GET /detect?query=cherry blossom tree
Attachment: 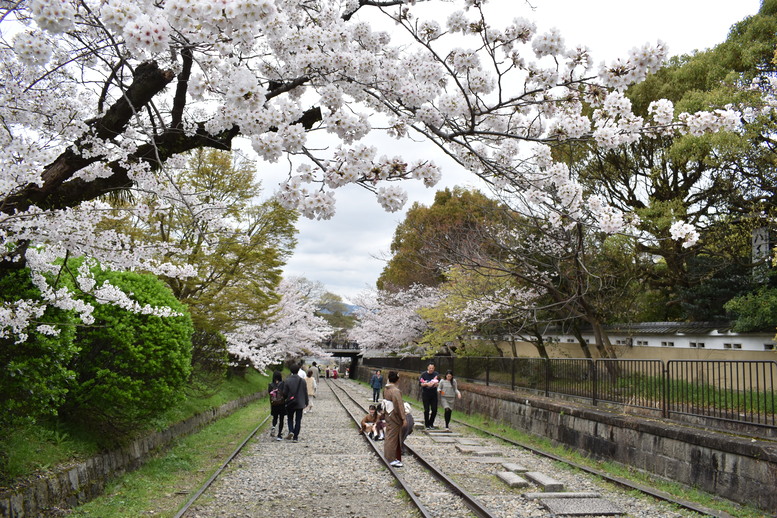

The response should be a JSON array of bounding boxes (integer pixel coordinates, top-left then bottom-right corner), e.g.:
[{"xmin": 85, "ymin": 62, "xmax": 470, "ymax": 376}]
[
  {"xmin": 350, "ymin": 285, "xmax": 440, "ymax": 356},
  {"xmin": 226, "ymin": 276, "xmax": 331, "ymax": 371},
  {"xmin": 0, "ymin": 0, "xmax": 746, "ymax": 343}
]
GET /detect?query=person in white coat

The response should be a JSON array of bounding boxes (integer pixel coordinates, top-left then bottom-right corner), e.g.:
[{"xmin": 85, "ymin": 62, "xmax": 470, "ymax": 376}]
[{"xmin": 437, "ymin": 370, "xmax": 462, "ymax": 430}]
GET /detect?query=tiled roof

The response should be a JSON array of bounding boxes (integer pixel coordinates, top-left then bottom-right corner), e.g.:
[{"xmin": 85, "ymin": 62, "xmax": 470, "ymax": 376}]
[{"xmin": 602, "ymin": 322, "xmax": 731, "ymax": 334}]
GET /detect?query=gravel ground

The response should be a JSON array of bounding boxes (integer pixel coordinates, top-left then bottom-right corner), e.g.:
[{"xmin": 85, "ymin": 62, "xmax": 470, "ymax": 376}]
[
  {"xmin": 183, "ymin": 379, "xmax": 419, "ymax": 518},
  {"xmin": 183, "ymin": 379, "xmax": 714, "ymax": 518}
]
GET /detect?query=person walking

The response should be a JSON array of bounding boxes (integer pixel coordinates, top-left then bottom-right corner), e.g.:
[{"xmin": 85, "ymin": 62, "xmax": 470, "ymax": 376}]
[
  {"xmin": 268, "ymin": 370, "xmax": 286, "ymax": 440},
  {"xmin": 438, "ymin": 370, "xmax": 462, "ymax": 430},
  {"xmin": 283, "ymin": 363, "xmax": 309, "ymax": 442},
  {"xmin": 304, "ymin": 369, "xmax": 316, "ymax": 413},
  {"xmin": 383, "ymin": 370, "xmax": 407, "ymax": 467},
  {"xmin": 369, "ymin": 369, "xmax": 384, "ymax": 402},
  {"xmin": 310, "ymin": 361, "xmax": 320, "ymax": 385},
  {"xmin": 419, "ymin": 362, "xmax": 441, "ymax": 429}
]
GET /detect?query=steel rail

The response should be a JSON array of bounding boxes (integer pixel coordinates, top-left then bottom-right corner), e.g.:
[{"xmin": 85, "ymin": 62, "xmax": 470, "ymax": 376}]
[
  {"xmin": 173, "ymin": 414, "xmax": 270, "ymax": 518},
  {"xmin": 327, "ymin": 378, "xmax": 499, "ymax": 518},
  {"xmin": 453, "ymin": 419, "xmax": 740, "ymax": 518},
  {"xmin": 324, "ymin": 379, "xmax": 437, "ymax": 518}
]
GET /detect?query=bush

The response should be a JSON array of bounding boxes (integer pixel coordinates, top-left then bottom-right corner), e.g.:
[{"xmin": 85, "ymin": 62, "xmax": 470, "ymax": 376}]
[
  {"xmin": 65, "ymin": 269, "xmax": 193, "ymax": 433},
  {"xmin": 0, "ymin": 268, "xmax": 79, "ymax": 430},
  {"xmin": 725, "ymin": 286, "xmax": 777, "ymax": 333}
]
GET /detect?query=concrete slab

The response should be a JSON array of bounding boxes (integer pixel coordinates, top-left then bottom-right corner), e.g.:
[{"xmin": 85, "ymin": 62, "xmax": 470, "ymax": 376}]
[
  {"xmin": 524, "ymin": 492, "xmax": 601, "ymax": 499},
  {"xmin": 468, "ymin": 457, "xmax": 506, "ymax": 464},
  {"xmin": 471, "ymin": 448, "xmax": 503, "ymax": 457},
  {"xmin": 541, "ymin": 497, "xmax": 625, "ymax": 515},
  {"xmin": 501, "ymin": 462, "xmax": 529, "ymax": 473},
  {"xmin": 456, "ymin": 438, "xmax": 481, "ymax": 446},
  {"xmin": 524, "ymin": 472, "xmax": 565, "ymax": 492},
  {"xmin": 428, "ymin": 436, "xmax": 458, "ymax": 443},
  {"xmin": 496, "ymin": 471, "xmax": 530, "ymax": 488},
  {"xmin": 426, "ymin": 430, "xmax": 462, "ymax": 437}
]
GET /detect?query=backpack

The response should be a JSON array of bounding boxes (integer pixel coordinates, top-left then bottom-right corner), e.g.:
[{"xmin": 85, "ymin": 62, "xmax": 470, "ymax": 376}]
[{"xmin": 269, "ymin": 383, "xmax": 285, "ymax": 406}]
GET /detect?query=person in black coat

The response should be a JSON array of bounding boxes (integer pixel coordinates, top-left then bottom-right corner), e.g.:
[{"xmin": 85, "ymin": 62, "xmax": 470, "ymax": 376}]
[
  {"xmin": 268, "ymin": 370, "xmax": 286, "ymax": 440},
  {"xmin": 283, "ymin": 363, "xmax": 310, "ymax": 442}
]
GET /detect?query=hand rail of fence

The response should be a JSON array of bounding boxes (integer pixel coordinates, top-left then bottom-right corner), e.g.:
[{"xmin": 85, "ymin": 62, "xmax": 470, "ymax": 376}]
[{"xmin": 362, "ymin": 356, "xmax": 777, "ymax": 428}]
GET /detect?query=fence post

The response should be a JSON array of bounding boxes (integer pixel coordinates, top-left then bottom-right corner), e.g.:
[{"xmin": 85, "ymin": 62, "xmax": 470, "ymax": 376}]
[
  {"xmin": 511, "ymin": 357, "xmax": 516, "ymax": 391},
  {"xmin": 592, "ymin": 359, "xmax": 598, "ymax": 406},
  {"xmin": 662, "ymin": 361, "xmax": 669, "ymax": 419},
  {"xmin": 486, "ymin": 357, "xmax": 490, "ymax": 386},
  {"xmin": 544, "ymin": 358, "xmax": 550, "ymax": 397}
]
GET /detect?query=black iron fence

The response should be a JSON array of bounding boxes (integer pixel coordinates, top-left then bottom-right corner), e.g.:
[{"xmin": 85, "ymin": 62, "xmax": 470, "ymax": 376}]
[{"xmin": 362, "ymin": 356, "xmax": 777, "ymax": 428}]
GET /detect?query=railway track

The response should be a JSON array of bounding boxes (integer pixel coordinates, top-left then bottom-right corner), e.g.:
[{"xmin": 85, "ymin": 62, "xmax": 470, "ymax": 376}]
[
  {"xmin": 174, "ymin": 378, "xmax": 737, "ymax": 518},
  {"xmin": 328, "ymin": 378, "xmax": 497, "ymax": 518}
]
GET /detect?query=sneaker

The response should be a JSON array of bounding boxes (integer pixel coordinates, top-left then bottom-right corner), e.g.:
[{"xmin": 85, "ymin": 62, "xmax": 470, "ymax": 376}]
[
  {"xmin": 286, "ymin": 432, "xmax": 294, "ymax": 440},
  {"xmin": 389, "ymin": 460, "xmax": 403, "ymax": 467},
  {"xmin": 292, "ymin": 438, "xmax": 298, "ymax": 443},
  {"xmin": 270, "ymin": 426, "xmax": 276, "ymax": 436},
  {"xmin": 276, "ymin": 436, "xmax": 283, "ymax": 441}
]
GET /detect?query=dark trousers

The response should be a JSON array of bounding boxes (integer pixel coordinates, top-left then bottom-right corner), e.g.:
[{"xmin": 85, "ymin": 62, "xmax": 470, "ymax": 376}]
[
  {"xmin": 421, "ymin": 391, "xmax": 438, "ymax": 428},
  {"xmin": 372, "ymin": 387, "xmax": 381, "ymax": 402},
  {"xmin": 444, "ymin": 408, "xmax": 452, "ymax": 427},
  {"xmin": 272, "ymin": 407, "xmax": 285, "ymax": 437},
  {"xmin": 287, "ymin": 407, "xmax": 303, "ymax": 439}
]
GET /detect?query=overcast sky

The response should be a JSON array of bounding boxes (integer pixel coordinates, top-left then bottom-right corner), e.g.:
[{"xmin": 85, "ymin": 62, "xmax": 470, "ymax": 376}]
[{"xmin": 253, "ymin": 0, "xmax": 762, "ymax": 302}]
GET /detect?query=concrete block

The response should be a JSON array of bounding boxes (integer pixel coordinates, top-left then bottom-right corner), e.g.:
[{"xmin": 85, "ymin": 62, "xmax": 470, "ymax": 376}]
[
  {"xmin": 456, "ymin": 444, "xmax": 503, "ymax": 456},
  {"xmin": 501, "ymin": 462, "xmax": 528, "ymax": 473},
  {"xmin": 496, "ymin": 471, "xmax": 530, "ymax": 488},
  {"xmin": 524, "ymin": 492, "xmax": 601, "ymax": 499},
  {"xmin": 524, "ymin": 471, "xmax": 565, "ymax": 492},
  {"xmin": 541, "ymin": 497, "xmax": 624, "ymax": 515},
  {"xmin": 429, "ymin": 436, "xmax": 457, "ymax": 443}
]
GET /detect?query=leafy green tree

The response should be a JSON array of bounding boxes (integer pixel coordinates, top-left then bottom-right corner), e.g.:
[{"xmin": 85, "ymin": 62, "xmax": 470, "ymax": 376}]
[
  {"xmin": 65, "ymin": 268, "xmax": 193, "ymax": 433},
  {"xmin": 570, "ymin": 2, "xmax": 777, "ymax": 319},
  {"xmin": 106, "ymin": 149, "xmax": 297, "ymax": 380},
  {"xmin": 316, "ymin": 292, "xmax": 356, "ymax": 346},
  {"xmin": 378, "ymin": 188, "xmax": 502, "ymax": 291}
]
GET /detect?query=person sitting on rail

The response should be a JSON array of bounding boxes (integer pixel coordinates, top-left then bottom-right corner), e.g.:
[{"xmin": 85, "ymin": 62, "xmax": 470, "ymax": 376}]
[
  {"xmin": 360, "ymin": 404, "xmax": 379, "ymax": 438},
  {"xmin": 401, "ymin": 402, "xmax": 414, "ymax": 455},
  {"xmin": 373, "ymin": 403, "xmax": 387, "ymax": 440}
]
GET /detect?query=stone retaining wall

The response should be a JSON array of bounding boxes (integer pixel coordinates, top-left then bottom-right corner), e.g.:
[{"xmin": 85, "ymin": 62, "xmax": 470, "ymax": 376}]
[
  {"xmin": 0, "ymin": 392, "xmax": 262, "ymax": 518},
  {"xmin": 358, "ymin": 366, "xmax": 777, "ymax": 514}
]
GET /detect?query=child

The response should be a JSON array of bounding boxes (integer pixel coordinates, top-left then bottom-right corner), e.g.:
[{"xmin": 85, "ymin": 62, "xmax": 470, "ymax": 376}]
[
  {"xmin": 373, "ymin": 402, "xmax": 387, "ymax": 440},
  {"xmin": 361, "ymin": 404, "xmax": 379, "ymax": 438}
]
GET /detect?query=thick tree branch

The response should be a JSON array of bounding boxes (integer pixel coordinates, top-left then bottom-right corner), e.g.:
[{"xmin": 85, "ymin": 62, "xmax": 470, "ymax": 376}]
[{"xmin": 2, "ymin": 61, "xmax": 175, "ymax": 214}]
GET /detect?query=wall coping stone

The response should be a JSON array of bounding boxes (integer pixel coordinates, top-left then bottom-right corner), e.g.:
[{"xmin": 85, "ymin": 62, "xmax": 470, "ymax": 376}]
[{"xmin": 460, "ymin": 381, "xmax": 777, "ymax": 463}]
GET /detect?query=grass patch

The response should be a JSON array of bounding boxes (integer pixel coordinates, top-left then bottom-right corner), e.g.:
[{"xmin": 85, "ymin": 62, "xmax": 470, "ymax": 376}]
[
  {"xmin": 68, "ymin": 396, "xmax": 268, "ymax": 517},
  {"xmin": 1, "ymin": 370, "xmax": 269, "ymax": 488}
]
